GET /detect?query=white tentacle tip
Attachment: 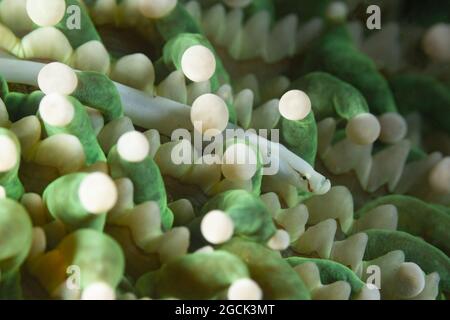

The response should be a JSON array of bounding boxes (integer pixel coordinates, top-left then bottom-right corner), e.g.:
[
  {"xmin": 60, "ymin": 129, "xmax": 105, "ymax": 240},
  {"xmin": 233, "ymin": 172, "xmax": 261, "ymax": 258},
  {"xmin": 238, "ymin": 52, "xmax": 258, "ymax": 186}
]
[
  {"xmin": 26, "ymin": 0, "xmax": 66, "ymax": 27},
  {"xmin": 79, "ymin": 172, "xmax": 118, "ymax": 214},
  {"xmin": 39, "ymin": 93, "xmax": 75, "ymax": 127},
  {"xmin": 221, "ymin": 143, "xmax": 258, "ymax": 181},
  {"xmin": 38, "ymin": 62, "xmax": 78, "ymax": 95},
  {"xmin": 138, "ymin": 0, "xmax": 177, "ymax": 19},
  {"xmin": 0, "ymin": 135, "xmax": 19, "ymax": 172},
  {"xmin": 355, "ymin": 284, "xmax": 381, "ymax": 300},
  {"xmin": 267, "ymin": 229, "xmax": 290, "ymax": 251},
  {"xmin": 117, "ymin": 131, "xmax": 150, "ymax": 163},
  {"xmin": 81, "ymin": 282, "xmax": 116, "ymax": 300},
  {"xmin": 378, "ymin": 112, "xmax": 407, "ymax": 144},
  {"xmin": 396, "ymin": 262, "xmax": 426, "ymax": 299},
  {"xmin": 191, "ymin": 93, "xmax": 229, "ymax": 136},
  {"xmin": 228, "ymin": 278, "xmax": 263, "ymax": 300},
  {"xmin": 181, "ymin": 45, "xmax": 216, "ymax": 82},
  {"xmin": 346, "ymin": 113, "xmax": 381, "ymax": 145},
  {"xmin": 326, "ymin": 1, "xmax": 348, "ymax": 22},
  {"xmin": 279, "ymin": 90, "xmax": 311, "ymax": 121},
  {"xmin": 422, "ymin": 23, "xmax": 450, "ymax": 63},
  {"xmin": 195, "ymin": 246, "xmax": 215, "ymax": 254},
  {"xmin": 200, "ymin": 210, "xmax": 234, "ymax": 244},
  {"xmin": 429, "ymin": 157, "xmax": 450, "ymax": 194},
  {"xmin": 223, "ymin": 0, "xmax": 252, "ymax": 8}
]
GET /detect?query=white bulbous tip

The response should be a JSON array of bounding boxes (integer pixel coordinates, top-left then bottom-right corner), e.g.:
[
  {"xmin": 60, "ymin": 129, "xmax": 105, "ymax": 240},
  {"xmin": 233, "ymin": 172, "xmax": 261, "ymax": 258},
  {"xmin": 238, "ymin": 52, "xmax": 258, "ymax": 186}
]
[
  {"xmin": 138, "ymin": 0, "xmax": 177, "ymax": 19},
  {"xmin": 422, "ymin": 23, "xmax": 450, "ymax": 63},
  {"xmin": 191, "ymin": 93, "xmax": 229, "ymax": 137},
  {"xmin": 79, "ymin": 40, "xmax": 105, "ymax": 51},
  {"xmin": 378, "ymin": 112, "xmax": 407, "ymax": 144},
  {"xmin": 181, "ymin": 45, "xmax": 216, "ymax": 82},
  {"xmin": 221, "ymin": 143, "xmax": 258, "ymax": 181},
  {"xmin": 195, "ymin": 245, "xmax": 215, "ymax": 254},
  {"xmin": 0, "ymin": 186, "xmax": 6, "ymax": 199},
  {"xmin": 0, "ymin": 135, "xmax": 18, "ymax": 172},
  {"xmin": 79, "ymin": 172, "xmax": 118, "ymax": 214},
  {"xmin": 279, "ymin": 90, "xmax": 311, "ymax": 121},
  {"xmin": 223, "ymin": 0, "xmax": 252, "ymax": 8},
  {"xmin": 267, "ymin": 229, "xmax": 290, "ymax": 251},
  {"xmin": 39, "ymin": 93, "xmax": 75, "ymax": 127},
  {"xmin": 346, "ymin": 113, "xmax": 381, "ymax": 145},
  {"xmin": 396, "ymin": 262, "xmax": 426, "ymax": 298},
  {"xmin": 228, "ymin": 278, "xmax": 263, "ymax": 300},
  {"xmin": 38, "ymin": 62, "xmax": 78, "ymax": 95},
  {"xmin": 326, "ymin": 1, "xmax": 348, "ymax": 21},
  {"xmin": 117, "ymin": 131, "xmax": 150, "ymax": 162},
  {"xmin": 74, "ymin": 40, "xmax": 110, "ymax": 72},
  {"xmin": 429, "ymin": 157, "xmax": 450, "ymax": 194},
  {"xmin": 81, "ymin": 282, "xmax": 116, "ymax": 300},
  {"xmin": 26, "ymin": 0, "xmax": 66, "ymax": 27},
  {"xmin": 357, "ymin": 284, "xmax": 381, "ymax": 300},
  {"xmin": 114, "ymin": 53, "xmax": 155, "ymax": 82},
  {"xmin": 119, "ymin": 53, "xmax": 153, "ymax": 68},
  {"xmin": 200, "ymin": 210, "xmax": 234, "ymax": 245}
]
